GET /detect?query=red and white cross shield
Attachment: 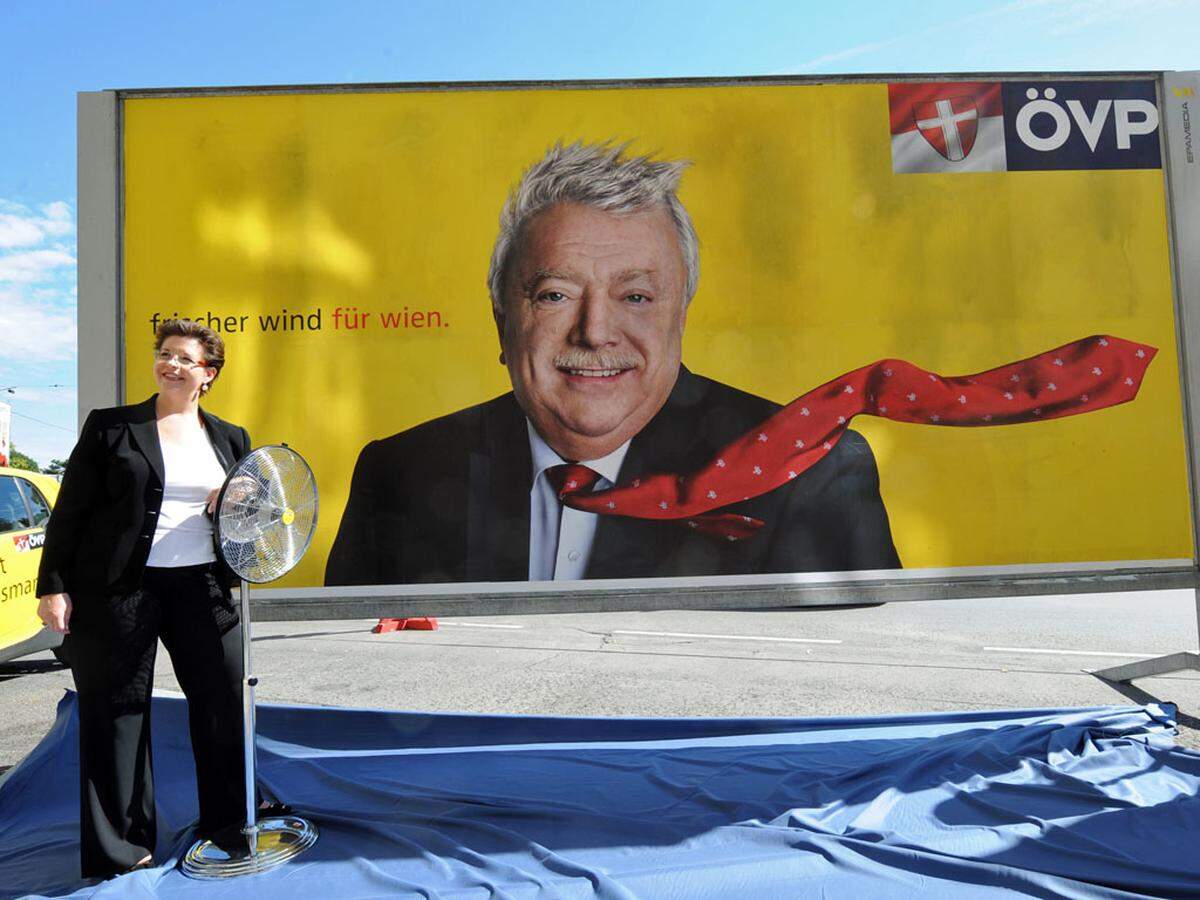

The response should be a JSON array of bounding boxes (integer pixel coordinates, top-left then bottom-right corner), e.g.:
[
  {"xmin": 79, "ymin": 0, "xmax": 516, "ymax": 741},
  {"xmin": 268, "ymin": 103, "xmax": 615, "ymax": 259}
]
[{"xmin": 913, "ymin": 96, "xmax": 979, "ymax": 161}]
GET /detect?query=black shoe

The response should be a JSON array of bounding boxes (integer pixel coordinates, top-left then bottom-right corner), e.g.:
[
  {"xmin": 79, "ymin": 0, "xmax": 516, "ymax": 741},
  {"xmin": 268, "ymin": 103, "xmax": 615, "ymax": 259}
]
[
  {"xmin": 81, "ymin": 854, "xmax": 154, "ymax": 884},
  {"xmin": 204, "ymin": 825, "xmax": 252, "ymax": 858},
  {"xmin": 124, "ymin": 855, "xmax": 154, "ymax": 874}
]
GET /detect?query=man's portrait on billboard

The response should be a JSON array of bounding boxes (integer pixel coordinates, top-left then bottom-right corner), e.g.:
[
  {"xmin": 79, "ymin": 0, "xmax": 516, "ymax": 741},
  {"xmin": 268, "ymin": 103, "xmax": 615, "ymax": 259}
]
[{"xmin": 325, "ymin": 142, "xmax": 902, "ymax": 586}]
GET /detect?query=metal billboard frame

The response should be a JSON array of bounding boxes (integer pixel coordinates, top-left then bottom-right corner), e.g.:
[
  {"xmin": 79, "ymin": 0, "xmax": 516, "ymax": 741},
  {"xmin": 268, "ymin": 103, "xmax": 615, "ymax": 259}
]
[
  {"xmin": 1093, "ymin": 71, "xmax": 1200, "ymax": 682},
  {"xmin": 76, "ymin": 74, "xmax": 1200, "ymax": 657}
]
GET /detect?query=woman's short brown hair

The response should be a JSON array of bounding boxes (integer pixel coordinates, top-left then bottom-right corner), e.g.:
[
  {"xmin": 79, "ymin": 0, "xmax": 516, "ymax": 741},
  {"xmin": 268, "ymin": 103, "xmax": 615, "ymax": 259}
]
[{"xmin": 154, "ymin": 319, "xmax": 226, "ymax": 394}]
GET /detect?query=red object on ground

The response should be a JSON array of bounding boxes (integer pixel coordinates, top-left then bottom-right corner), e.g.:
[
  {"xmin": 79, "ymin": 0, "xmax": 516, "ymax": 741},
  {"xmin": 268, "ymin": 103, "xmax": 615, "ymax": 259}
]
[{"xmin": 373, "ymin": 617, "xmax": 439, "ymax": 633}]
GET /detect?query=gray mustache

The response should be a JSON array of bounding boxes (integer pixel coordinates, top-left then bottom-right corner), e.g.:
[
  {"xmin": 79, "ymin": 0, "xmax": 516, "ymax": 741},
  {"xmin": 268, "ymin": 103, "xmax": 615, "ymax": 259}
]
[{"xmin": 554, "ymin": 351, "xmax": 640, "ymax": 370}]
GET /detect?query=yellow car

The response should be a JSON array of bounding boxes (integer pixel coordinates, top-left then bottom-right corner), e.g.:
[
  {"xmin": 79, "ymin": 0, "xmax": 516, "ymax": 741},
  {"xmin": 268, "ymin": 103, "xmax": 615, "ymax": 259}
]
[{"xmin": 0, "ymin": 466, "xmax": 62, "ymax": 663}]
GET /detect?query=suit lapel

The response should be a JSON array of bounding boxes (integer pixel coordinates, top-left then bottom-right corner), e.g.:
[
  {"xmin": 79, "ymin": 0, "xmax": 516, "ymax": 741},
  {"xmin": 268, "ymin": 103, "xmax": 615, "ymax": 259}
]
[
  {"xmin": 471, "ymin": 394, "xmax": 532, "ymax": 582},
  {"xmin": 126, "ymin": 396, "xmax": 165, "ymax": 487},
  {"xmin": 586, "ymin": 368, "xmax": 707, "ymax": 579}
]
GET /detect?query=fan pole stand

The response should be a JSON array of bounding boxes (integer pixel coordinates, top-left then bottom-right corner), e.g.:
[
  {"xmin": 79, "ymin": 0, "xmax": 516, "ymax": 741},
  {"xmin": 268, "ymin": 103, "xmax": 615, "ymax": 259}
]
[{"xmin": 181, "ymin": 580, "xmax": 318, "ymax": 879}]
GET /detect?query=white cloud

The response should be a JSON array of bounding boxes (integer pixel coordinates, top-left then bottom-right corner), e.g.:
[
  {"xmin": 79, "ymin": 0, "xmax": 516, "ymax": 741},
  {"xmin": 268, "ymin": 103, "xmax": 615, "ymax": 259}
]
[
  {"xmin": 0, "ymin": 199, "xmax": 75, "ymax": 248},
  {"xmin": 0, "ymin": 215, "xmax": 46, "ymax": 248},
  {"xmin": 0, "ymin": 288, "xmax": 77, "ymax": 364},
  {"xmin": 41, "ymin": 201, "xmax": 71, "ymax": 221},
  {"xmin": 38, "ymin": 202, "xmax": 75, "ymax": 238},
  {"xmin": 0, "ymin": 248, "xmax": 76, "ymax": 282},
  {"xmin": 0, "ymin": 203, "xmax": 77, "ymax": 371}
]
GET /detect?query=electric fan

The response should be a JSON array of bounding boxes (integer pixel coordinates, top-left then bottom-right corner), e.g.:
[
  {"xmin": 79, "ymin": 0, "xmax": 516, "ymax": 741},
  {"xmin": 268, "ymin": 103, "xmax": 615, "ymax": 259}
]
[{"xmin": 181, "ymin": 444, "xmax": 319, "ymax": 879}]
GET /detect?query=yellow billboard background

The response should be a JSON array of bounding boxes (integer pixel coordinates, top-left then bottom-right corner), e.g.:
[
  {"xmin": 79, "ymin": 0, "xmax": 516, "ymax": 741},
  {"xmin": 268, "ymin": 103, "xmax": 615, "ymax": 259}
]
[{"xmin": 121, "ymin": 83, "xmax": 1192, "ymax": 589}]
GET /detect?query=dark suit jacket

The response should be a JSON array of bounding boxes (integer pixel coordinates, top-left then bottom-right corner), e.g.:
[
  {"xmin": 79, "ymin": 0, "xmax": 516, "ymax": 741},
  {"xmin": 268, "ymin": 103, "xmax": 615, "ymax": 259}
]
[
  {"xmin": 325, "ymin": 368, "xmax": 900, "ymax": 586},
  {"xmin": 37, "ymin": 396, "xmax": 251, "ymax": 597}
]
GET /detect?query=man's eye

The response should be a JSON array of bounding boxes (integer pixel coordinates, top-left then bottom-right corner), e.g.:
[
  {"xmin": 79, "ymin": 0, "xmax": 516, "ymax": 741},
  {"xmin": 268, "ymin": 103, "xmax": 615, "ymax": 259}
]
[
  {"xmin": 625, "ymin": 293, "xmax": 651, "ymax": 304},
  {"xmin": 537, "ymin": 291, "xmax": 568, "ymax": 303}
]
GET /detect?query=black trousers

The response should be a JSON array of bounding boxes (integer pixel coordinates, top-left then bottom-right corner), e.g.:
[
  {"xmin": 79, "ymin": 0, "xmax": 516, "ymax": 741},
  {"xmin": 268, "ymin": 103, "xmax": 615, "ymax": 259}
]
[{"xmin": 65, "ymin": 564, "xmax": 246, "ymax": 877}]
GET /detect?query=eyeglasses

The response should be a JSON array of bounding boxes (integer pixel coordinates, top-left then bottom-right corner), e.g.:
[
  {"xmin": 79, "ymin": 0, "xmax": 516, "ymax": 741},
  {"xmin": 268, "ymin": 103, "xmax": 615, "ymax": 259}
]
[{"xmin": 154, "ymin": 350, "xmax": 207, "ymax": 370}]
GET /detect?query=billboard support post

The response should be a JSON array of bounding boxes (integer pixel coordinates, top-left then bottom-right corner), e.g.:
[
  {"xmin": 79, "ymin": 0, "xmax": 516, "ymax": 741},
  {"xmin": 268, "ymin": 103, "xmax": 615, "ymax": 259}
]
[
  {"xmin": 1095, "ymin": 71, "xmax": 1200, "ymax": 685},
  {"xmin": 77, "ymin": 91, "xmax": 122, "ymax": 419},
  {"xmin": 1092, "ymin": 651, "xmax": 1200, "ymax": 684}
]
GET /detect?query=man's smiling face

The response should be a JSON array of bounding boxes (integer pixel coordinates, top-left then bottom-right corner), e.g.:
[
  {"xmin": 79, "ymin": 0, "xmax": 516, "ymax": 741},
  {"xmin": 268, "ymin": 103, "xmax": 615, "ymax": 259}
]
[{"xmin": 496, "ymin": 202, "xmax": 689, "ymax": 462}]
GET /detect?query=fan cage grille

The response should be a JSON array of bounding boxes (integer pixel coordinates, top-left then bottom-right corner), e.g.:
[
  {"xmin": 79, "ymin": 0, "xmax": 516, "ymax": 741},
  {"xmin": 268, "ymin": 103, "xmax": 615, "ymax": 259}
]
[{"xmin": 215, "ymin": 445, "xmax": 319, "ymax": 584}]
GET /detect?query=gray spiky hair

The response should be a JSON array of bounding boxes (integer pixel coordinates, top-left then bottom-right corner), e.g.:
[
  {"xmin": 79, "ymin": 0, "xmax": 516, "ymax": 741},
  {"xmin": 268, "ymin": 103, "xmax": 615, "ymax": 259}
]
[{"xmin": 487, "ymin": 141, "xmax": 699, "ymax": 312}]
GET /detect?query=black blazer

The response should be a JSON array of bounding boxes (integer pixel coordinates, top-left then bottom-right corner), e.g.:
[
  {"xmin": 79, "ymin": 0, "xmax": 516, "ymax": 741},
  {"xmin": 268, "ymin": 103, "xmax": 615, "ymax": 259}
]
[
  {"xmin": 325, "ymin": 368, "xmax": 900, "ymax": 586},
  {"xmin": 37, "ymin": 396, "xmax": 251, "ymax": 597}
]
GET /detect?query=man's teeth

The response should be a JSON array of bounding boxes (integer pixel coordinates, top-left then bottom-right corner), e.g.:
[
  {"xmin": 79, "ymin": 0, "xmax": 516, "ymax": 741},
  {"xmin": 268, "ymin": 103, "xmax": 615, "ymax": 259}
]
[{"xmin": 567, "ymin": 368, "xmax": 622, "ymax": 377}]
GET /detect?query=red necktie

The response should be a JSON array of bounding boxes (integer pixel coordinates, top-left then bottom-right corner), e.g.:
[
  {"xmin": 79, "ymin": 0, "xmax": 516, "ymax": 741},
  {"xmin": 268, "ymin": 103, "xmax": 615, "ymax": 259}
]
[
  {"xmin": 559, "ymin": 335, "xmax": 1156, "ymax": 539},
  {"xmin": 546, "ymin": 464, "xmax": 603, "ymax": 499}
]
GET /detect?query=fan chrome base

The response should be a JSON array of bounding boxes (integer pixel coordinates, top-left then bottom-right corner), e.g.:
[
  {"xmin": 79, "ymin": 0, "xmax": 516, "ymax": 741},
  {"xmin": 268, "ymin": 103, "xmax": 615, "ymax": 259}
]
[{"xmin": 181, "ymin": 816, "xmax": 318, "ymax": 879}]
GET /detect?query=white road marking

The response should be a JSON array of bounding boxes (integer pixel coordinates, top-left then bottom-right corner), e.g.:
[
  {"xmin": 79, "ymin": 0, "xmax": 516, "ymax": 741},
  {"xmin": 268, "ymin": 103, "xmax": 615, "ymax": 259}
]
[
  {"xmin": 438, "ymin": 621, "xmax": 525, "ymax": 629},
  {"xmin": 983, "ymin": 646, "xmax": 1163, "ymax": 658},
  {"xmin": 614, "ymin": 630, "xmax": 841, "ymax": 645}
]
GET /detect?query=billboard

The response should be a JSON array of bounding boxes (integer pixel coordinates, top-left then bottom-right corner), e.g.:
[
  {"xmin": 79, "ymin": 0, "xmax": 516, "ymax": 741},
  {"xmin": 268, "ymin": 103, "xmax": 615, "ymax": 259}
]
[{"xmin": 105, "ymin": 76, "xmax": 1193, "ymax": 604}]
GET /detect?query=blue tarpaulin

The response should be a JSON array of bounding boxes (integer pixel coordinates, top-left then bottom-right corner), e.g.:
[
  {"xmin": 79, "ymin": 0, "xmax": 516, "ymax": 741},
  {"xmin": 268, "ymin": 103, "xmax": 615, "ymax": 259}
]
[{"xmin": 1, "ymin": 693, "xmax": 1198, "ymax": 898}]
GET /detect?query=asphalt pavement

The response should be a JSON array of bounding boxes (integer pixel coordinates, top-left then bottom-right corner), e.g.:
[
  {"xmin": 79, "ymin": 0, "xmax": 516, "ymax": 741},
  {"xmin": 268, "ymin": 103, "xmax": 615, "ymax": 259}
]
[{"xmin": 3, "ymin": 589, "xmax": 1199, "ymax": 774}]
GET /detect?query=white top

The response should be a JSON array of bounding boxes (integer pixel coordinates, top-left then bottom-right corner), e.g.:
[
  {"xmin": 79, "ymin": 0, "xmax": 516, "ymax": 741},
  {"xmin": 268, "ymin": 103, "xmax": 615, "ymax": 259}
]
[
  {"xmin": 146, "ymin": 430, "xmax": 227, "ymax": 567},
  {"xmin": 527, "ymin": 422, "xmax": 630, "ymax": 581}
]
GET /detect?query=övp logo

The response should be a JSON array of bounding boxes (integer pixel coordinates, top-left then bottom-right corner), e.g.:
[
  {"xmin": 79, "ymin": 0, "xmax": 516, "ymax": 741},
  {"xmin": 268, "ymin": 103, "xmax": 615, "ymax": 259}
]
[
  {"xmin": 10, "ymin": 531, "xmax": 44, "ymax": 552},
  {"xmin": 1001, "ymin": 81, "xmax": 1161, "ymax": 170}
]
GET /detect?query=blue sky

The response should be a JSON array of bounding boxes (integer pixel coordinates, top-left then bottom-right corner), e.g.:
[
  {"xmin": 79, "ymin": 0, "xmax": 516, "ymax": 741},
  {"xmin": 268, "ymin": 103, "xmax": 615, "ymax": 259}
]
[{"xmin": 1, "ymin": 0, "xmax": 1195, "ymax": 465}]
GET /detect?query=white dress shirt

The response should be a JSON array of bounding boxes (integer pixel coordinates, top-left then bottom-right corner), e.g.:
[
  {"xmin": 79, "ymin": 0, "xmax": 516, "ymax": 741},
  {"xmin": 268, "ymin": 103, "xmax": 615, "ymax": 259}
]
[
  {"xmin": 527, "ymin": 422, "xmax": 630, "ymax": 581},
  {"xmin": 147, "ymin": 432, "xmax": 227, "ymax": 567}
]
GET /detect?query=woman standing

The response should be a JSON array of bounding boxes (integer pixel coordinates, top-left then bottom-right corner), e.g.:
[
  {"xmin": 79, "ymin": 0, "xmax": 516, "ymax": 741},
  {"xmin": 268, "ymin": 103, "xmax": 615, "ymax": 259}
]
[{"xmin": 36, "ymin": 319, "xmax": 266, "ymax": 878}]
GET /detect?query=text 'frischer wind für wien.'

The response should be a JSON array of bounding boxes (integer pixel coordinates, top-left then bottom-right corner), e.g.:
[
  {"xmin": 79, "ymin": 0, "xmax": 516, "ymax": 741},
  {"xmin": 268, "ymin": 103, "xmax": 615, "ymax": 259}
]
[{"xmin": 146, "ymin": 307, "xmax": 448, "ymax": 334}]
